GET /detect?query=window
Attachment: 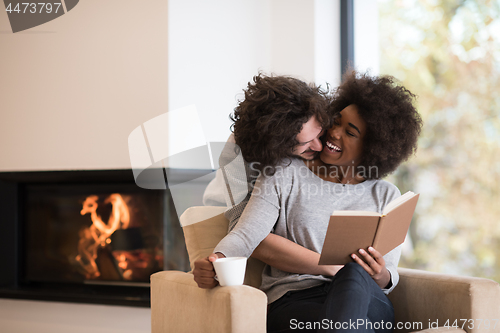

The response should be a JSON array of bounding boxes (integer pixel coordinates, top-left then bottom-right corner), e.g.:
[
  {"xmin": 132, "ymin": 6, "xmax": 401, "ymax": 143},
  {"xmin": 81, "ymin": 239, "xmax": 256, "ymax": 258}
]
[{"xmin": 355, "ymin": 0, "xmax": 500, "ymax": 281}]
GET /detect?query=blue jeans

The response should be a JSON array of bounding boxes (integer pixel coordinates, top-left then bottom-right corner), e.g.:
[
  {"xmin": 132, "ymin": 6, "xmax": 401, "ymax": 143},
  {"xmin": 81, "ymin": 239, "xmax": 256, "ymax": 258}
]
[{"xmin": 267, "ymin": 263, "xmax": 395, "ymax": 333}]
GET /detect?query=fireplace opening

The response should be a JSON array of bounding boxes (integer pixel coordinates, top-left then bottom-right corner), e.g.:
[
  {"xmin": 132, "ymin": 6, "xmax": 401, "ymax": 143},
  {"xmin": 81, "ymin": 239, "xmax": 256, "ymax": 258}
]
[
  {"xmin": 0, "ymin": 169, "xmax": 207, "ymax": 307},
  {"xmin": 24, "ymin": 184, "xmax": 167, "ymax": 286}
]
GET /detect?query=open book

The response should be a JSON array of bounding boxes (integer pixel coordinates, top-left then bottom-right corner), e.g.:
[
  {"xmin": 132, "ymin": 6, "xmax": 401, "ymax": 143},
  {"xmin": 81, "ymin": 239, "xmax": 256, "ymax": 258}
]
[{"xmin": 318, "ymin": 191, "xmax": 419, "ymax": 265}]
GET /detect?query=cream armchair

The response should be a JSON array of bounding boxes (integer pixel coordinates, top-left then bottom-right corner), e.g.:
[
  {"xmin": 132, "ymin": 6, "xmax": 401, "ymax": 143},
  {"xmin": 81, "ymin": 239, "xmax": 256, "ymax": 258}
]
[{"xmin": 151, "ymin": 206, "xmax": 500, "ymax": 333}]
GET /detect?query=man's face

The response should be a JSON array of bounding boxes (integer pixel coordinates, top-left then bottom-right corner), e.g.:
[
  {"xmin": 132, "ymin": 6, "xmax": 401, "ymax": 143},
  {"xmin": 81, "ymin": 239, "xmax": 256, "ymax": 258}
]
[{"xmin": 291, "ymin": 116, "xmax": 324, "ymax": 160}]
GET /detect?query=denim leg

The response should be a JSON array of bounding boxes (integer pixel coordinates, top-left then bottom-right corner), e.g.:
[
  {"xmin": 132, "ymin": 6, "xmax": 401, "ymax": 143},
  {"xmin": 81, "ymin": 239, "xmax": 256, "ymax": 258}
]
[
  {"xmin": 267, "ymin": 284, "xmax": 327, "ymax": 333},
  {"xmin": 318, "ymin": 262, "xmax": 395, "ymax": 333}
]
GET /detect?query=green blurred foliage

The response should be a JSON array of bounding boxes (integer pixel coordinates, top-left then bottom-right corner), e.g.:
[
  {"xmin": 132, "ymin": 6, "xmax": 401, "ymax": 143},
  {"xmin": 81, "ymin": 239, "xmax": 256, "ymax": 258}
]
[{"xmin": 378, "ymin": 0, "xmax": 500, "ymax": 281}]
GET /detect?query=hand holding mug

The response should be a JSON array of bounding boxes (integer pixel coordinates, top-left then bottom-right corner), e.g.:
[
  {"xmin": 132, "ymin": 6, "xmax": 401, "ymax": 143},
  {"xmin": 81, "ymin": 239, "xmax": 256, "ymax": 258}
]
[{"xmin": 193, "ymin": 253, "xmax": 223, "ymax": 289}]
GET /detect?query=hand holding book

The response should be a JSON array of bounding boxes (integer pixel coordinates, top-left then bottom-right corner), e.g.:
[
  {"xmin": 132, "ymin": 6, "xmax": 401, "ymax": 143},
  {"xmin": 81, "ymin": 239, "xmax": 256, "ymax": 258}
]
[
  {"xmin": 351, "ymin": 246, "xmax": 391, "ymax": 289},
  {"xmin": 319, "ymin": 191, "xmax": 419, "ymax": 265}
]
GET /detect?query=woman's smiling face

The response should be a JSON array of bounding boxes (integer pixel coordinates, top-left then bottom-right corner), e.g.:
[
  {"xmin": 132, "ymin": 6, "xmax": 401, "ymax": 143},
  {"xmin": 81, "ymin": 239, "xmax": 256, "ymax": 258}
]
[{"xmin": 320, "ymin": 104, "xmax": 366, "ymax": 168}]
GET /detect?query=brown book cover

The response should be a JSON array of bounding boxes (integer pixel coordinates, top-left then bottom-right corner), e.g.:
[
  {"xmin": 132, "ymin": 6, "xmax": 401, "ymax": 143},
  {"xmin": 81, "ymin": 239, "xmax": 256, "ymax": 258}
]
[{"xmin": 318, "ymin": 192, "xmax": 419, "ymax": 265}]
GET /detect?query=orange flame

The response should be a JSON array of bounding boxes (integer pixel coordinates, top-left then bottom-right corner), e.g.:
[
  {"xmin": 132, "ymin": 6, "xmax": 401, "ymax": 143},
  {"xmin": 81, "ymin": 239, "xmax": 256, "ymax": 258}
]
[{"xmin": 75, "ymin": 193, "xmax": 130, "ymax": 279}]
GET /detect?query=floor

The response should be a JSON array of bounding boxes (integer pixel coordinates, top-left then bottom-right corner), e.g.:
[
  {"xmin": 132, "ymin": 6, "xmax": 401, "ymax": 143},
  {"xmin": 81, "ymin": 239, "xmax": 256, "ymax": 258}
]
[{"xmin": 0, "ymin": 298, "xmax": 151, "ymax": 333}]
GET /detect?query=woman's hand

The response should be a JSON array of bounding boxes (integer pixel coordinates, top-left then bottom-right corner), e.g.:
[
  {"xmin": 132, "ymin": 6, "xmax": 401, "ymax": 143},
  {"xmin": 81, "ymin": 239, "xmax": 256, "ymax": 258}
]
[
  {"xmin": 351, "ymin": 247, "xmax": 391, "ymax": 289},
  {"xmin": 193, "ymin": 253, "xmax": 225, "ymax": 289}
]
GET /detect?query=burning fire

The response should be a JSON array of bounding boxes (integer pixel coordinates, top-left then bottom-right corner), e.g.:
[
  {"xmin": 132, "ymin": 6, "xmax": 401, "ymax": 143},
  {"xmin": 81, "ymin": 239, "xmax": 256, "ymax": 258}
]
[{"xmin": 76, "ymin": 194, "xmax": 132, "ymax": 279}]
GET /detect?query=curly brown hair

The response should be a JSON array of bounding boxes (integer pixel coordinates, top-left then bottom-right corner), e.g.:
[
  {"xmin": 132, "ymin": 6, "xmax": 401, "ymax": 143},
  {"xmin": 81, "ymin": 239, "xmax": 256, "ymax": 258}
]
[
  {"xmin": 329, "ymin": 71, "xmax": 422, "ymax": 179},
  {"xmin": 230, "ymin": 73, "xmax": 330, "ymax": 172}
]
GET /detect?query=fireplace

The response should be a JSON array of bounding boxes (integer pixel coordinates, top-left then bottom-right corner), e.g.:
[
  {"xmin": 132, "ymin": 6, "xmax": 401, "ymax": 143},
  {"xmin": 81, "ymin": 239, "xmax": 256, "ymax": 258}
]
[{"xmin": 0, "ymin": 169, "xmax": 210, "ymax": 307}]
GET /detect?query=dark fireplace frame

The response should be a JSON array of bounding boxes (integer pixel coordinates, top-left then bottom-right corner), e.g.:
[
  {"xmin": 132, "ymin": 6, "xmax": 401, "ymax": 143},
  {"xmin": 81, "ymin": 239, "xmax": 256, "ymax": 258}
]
[{"xmin": 0, "ymin": 168, "xmax": 211, "ymax": 307}]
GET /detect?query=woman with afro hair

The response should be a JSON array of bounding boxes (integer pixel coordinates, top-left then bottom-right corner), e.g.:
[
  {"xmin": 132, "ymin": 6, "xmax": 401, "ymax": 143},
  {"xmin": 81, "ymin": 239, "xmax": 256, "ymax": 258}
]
[{"xmin": 195, "ymin": 71, "xmax": 422, "ymax": 333}]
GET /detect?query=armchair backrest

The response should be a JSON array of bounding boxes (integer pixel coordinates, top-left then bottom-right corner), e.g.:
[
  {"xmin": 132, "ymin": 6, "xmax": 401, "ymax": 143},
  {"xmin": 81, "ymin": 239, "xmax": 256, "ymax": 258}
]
[{"xmin": 180, "ymin": 206, "xmax": 265, "ymax": 288}]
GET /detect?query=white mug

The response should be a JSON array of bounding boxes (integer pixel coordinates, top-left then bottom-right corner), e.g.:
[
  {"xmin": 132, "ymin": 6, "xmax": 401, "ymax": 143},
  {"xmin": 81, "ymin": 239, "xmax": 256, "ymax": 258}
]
[{"xmin": 213, "ymin": 257, "xmax": 247, "ymax": 287}]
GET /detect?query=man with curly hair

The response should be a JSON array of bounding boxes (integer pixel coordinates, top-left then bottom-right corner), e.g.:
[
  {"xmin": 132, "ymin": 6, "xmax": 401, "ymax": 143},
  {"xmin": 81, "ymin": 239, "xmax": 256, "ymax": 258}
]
[
  {"xmin": 198, "ymin": 73, "xmax": 333, "ymax": 289},
  {"xmin": 203, "ymin": 73, "xmax": 331, "ymax": 230}
]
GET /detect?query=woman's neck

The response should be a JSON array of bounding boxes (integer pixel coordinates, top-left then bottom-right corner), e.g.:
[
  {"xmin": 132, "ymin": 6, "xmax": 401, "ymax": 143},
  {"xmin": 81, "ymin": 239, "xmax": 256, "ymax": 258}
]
[{"xmin": 305, "ymin": 158, "xmax": 364, "ymax": 185}]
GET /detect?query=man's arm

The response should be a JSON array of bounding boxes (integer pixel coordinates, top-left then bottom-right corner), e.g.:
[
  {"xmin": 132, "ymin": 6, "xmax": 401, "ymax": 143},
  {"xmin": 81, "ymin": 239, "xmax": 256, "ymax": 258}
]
[
  {"xmin": 193, "ymin": 235, "xmax": 341, "ymax": 289},
  {"xmin": 252, "ymin": 233, "xmax": 342, "ymax": 277}
]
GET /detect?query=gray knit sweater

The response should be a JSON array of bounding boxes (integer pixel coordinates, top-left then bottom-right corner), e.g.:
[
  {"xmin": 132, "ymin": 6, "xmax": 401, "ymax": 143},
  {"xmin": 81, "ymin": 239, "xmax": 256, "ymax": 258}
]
[
  {"xmin": 202, "ymin": 134, "xmax": 258, "ymax": 231},
  {"xmin": 214, "ymin": 158, "xmax": 402, "ymax": 304}
]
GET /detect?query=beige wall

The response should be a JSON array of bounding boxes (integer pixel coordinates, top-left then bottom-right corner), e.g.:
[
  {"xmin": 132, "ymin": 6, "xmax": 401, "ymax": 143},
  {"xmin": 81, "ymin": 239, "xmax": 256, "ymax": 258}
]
[
  {"xmin": 169, "ymin": 0, "xmax": 341, "ymax": 146},
  {"xmin": 0, "ymin": 0, "xmax": 168, "ymax": 171},
  {"xmin": 0, "ymin": 0, "xmax": 340, "ymax": 172}
]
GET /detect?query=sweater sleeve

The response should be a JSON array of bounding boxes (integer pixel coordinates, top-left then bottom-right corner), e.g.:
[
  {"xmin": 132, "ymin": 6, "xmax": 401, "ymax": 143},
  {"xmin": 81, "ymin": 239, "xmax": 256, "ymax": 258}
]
[
  {"xmin": 202, "ymin": 134, "xmax": 247, "ymax": 208},
  {"xmin": 215, "ymin": 134, "xmax": 260, "ymax": 232},
  {"xmin": 381, "ymin": 244, "xmax": 402, "ymax": 294},
  {"xmin": 202, "ymin": 169, "xmax": 227, "ymax": 206},
  {"xmin": 379, "ymin": 183, "xmax": 403, "ymax": 294},
  {"xmin": 214, "ymin": 174, "xmax": 280, "ymax": 258}
]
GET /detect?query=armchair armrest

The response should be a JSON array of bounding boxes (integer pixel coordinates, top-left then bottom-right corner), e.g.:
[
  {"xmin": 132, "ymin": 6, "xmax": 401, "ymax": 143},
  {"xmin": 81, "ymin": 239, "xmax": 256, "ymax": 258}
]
[
  {"xmin": 151, "ymin": 271, "xmax": 267, "ymax": 333},
  {"xmin": 389, "ymin": 268, "xmax": 500, "ymax": 333}
]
